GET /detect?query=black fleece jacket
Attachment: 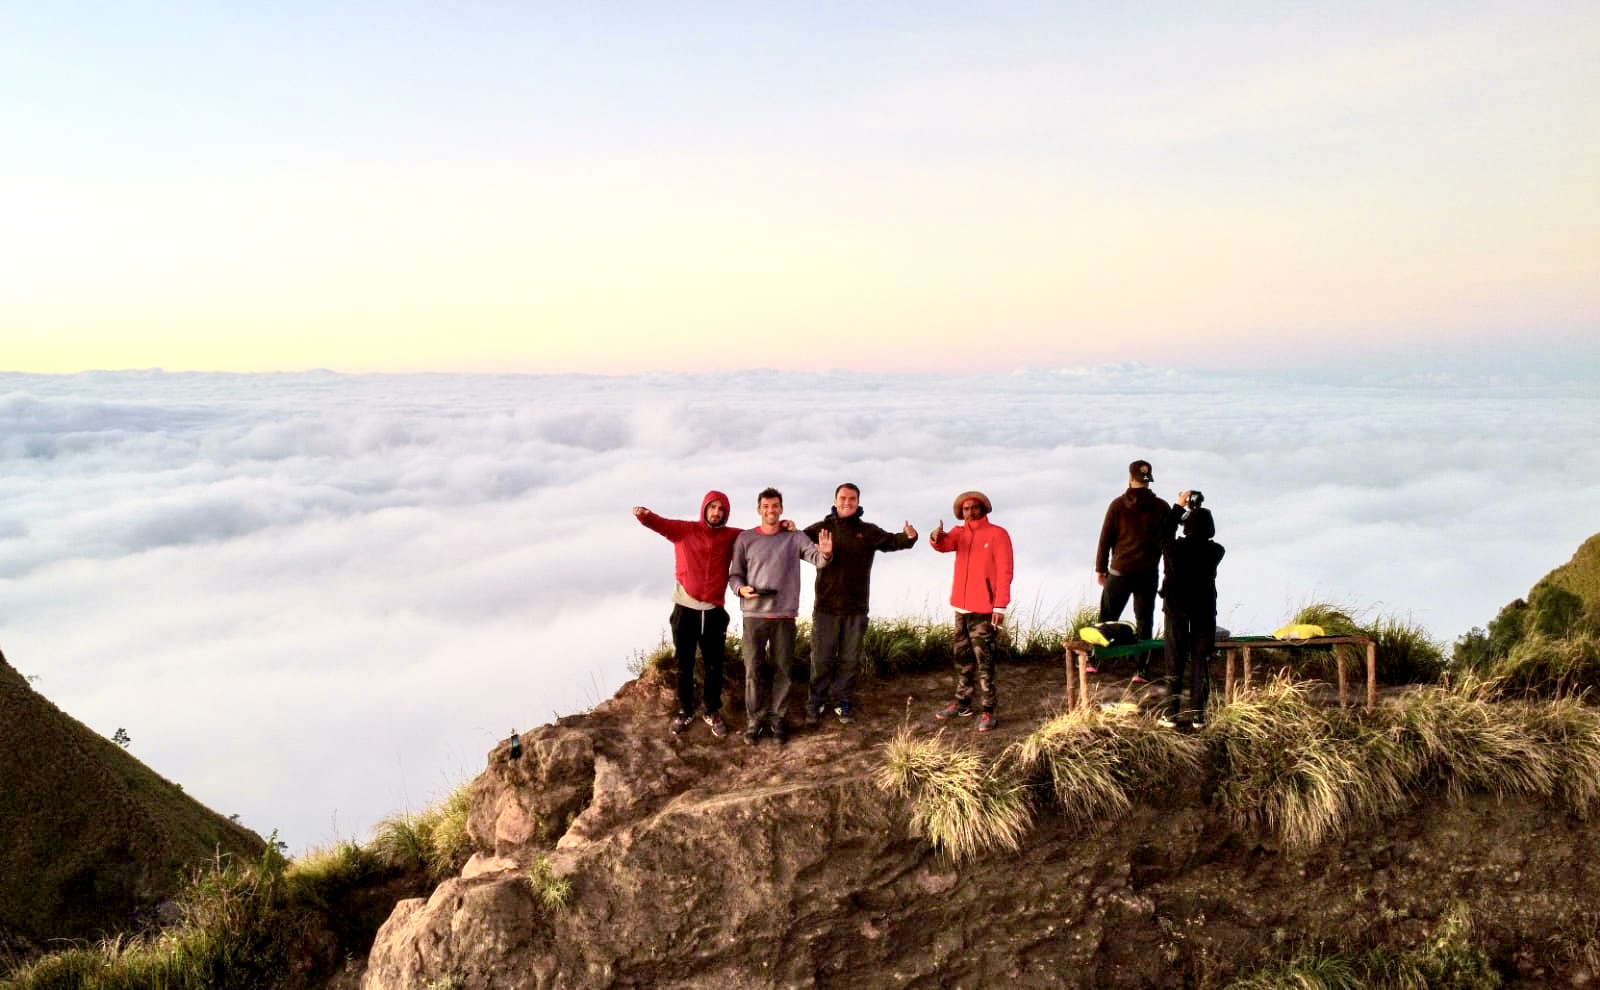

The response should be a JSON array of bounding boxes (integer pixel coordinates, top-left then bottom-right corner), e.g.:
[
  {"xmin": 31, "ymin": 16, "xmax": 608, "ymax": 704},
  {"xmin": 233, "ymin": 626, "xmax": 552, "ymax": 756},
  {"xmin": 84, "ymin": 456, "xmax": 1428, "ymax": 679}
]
[
  {"xmin": 803, "ymin": 508, "xmax": 916, "ymax": 615},
  {"xmin": 1158, "ymin": 505, "xmax": 1226, "ymax": 616}
]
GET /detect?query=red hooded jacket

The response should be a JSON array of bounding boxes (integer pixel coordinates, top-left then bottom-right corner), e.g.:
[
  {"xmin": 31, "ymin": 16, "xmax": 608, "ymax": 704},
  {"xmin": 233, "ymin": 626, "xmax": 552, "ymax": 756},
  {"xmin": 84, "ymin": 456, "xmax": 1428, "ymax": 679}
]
[
  {"xmin": 637, "ymin": 490, "xmax": 742, "ymax": 607},
  {"xmin": 930, "ymin": 515, "xmax": 1014, "ymax": 613}
]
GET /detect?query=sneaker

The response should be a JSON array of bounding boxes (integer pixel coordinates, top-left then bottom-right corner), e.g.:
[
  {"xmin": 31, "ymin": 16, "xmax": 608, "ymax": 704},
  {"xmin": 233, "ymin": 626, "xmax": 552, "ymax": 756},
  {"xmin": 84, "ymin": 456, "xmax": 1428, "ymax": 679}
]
[
  {"xmin": 804, "ymin": 703, "xmax": 824, "ymax": 727},
  {"xmin": 834, "ymin": 704, "xmax": 854, "ymax": 725},
  {"xmin": 935, "ymin": 702, "xmax": 975, "ymax": 721},
  {"xmin": 1156, "ymin": 715, "xmax": 1178, "ymax": 729},
  {"xmin": 1083, "ymin": 662, "xmax": 1099, "ymax": 674},
  {"xmin": 977, "ymin": 712, "xmax": 997, "ymax": 733},
  {"xmin": 704, "ymin": 712, "xmax": 728, "ymax": 738},
  {"xmin": 1191, "ymin": 718, "xmax": 1206, "ymax": 730},
  {"xmin": 770, "ymin": 720, "xmax": 789, "ymax": 744},
  {"xmin": 743, "ymin": 723, "xmax": 765, "ymax": 746},
  {"xmin": 670, "ymin": 713, "xmax": 694, "ymax": 734}
]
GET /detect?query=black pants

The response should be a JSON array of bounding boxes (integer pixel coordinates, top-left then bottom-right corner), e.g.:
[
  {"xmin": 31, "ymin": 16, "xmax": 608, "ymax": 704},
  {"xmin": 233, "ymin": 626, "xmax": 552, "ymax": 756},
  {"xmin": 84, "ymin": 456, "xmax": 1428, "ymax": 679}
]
[
  {"xmin": 1162, "ymin": 609, "xmax": 1216, "ymax": 721},
  {"xmin": 669, "ymin": 604, "xmax": 729, "ymax": 716},
  {"xmin": 810, "ymin": 612, "xmax": 868, "ymax": 712},
  {"xmin": 952, "ymin": 612, "xmax": 998, "ymax": 714},
  {"xmin": 1101, "ymin": 569, "xmax": 1158, "ymax": 672}
]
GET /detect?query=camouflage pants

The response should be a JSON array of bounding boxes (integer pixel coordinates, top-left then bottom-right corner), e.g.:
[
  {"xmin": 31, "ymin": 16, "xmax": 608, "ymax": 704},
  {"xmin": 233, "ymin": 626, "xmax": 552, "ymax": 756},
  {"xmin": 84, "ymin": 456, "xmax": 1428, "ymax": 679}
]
[{"xmin": 952, "ymin": 612, "xmax": 998, "ymax": 713}]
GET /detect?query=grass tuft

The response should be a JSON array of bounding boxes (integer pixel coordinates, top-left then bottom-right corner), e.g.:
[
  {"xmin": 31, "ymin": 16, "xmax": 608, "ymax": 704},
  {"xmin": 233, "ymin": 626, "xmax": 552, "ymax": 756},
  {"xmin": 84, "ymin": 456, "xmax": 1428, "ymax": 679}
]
[
  {"xmin": 1013, "ymin": 704, "xmax": 1204, "ymax": 827},
  {"xmin": 1393, "ymin": 679, "xmax": 1556, "ymax": 803},
  {"xmin": 370, "ymin": 781, "xmax": 475, "ymax": 880},
  {"xmin": 525, "ymin": 855, "xmax": 573, "ymax": 912},
  {"xmin": 874, "ymin": 725, "xmax": 1033, "ymax": 862}
]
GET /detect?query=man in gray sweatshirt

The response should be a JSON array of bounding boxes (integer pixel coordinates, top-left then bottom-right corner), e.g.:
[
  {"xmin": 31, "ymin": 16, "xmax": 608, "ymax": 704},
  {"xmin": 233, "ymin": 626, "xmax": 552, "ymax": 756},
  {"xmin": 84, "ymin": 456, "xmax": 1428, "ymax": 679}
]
[{"xmin": 729, "ymin": 487, "xmax": 833, "ymax": 745}]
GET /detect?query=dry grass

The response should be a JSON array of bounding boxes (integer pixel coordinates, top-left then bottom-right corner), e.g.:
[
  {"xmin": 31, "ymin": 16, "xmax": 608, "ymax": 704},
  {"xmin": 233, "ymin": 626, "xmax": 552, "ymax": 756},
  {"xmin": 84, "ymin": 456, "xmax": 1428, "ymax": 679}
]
[
  {"xmin": 1014, "ymin": 704, "xmax": 1205, "ymax": 827},
  {"xmin": 874, "ymin": 725, "xmax": 1033, "ymax": 862}
]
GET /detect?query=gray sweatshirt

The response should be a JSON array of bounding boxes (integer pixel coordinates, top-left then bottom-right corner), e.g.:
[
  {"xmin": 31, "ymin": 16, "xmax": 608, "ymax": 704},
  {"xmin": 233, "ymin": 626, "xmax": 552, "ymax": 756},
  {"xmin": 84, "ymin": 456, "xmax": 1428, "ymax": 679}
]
[{"xmin": 728, "ymin": 528, "xmax": 828, "ymax": 619}]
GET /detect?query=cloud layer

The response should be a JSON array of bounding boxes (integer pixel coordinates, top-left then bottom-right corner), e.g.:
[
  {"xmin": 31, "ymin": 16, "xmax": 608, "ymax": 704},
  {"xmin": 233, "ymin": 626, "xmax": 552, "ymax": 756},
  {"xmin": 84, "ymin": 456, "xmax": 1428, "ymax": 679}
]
[{"xmin": 2, "ymin": 368, "xmax": 1596, "ymax": 849}]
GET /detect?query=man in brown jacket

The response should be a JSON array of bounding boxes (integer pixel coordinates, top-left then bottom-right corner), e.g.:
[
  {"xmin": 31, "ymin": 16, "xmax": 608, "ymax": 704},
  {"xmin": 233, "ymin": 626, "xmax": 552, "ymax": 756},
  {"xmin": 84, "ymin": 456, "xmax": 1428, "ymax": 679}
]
[{"xmin": 1094, "ymin": 460, "xmax": 1169, "ymax": 681}]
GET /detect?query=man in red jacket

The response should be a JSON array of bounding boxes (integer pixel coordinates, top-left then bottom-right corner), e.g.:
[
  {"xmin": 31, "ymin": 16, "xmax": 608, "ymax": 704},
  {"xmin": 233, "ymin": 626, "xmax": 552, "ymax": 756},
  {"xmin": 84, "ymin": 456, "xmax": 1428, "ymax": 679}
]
[
  {"xmin": 633, "ymin": 491, "xmax": 742, "ymax": 738},
  {"xmin": 929, "ymin": 490, "xmax": 1014, "ymax": 733}
]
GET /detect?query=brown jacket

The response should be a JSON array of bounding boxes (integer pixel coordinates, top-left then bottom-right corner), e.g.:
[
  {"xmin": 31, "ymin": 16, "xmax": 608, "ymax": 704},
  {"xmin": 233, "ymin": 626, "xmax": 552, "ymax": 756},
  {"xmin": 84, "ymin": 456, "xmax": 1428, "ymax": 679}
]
[{"xmin": 1095, "ymin": 487, "xmax": 1169, "ymax": 576}]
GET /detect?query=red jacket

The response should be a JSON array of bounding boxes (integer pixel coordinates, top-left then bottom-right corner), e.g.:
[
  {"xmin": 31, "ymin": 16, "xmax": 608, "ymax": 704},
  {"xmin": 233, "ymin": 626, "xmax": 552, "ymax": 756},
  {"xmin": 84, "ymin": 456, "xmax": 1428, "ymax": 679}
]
[
  {"xmin": 637, "ymin": 491, "xmax": 742, "ymax": 606},
  {"xmin": 930, "ymin": 515, "xmax": 1014, "ymax": 613}
]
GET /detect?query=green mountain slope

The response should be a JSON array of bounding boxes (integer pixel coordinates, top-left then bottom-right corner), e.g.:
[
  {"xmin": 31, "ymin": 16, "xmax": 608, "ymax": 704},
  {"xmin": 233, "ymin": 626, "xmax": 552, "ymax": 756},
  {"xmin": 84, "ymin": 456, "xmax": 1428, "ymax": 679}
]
[{"xmin": 0, "ymin": 649, "xmax": 263, "ymax": 942}]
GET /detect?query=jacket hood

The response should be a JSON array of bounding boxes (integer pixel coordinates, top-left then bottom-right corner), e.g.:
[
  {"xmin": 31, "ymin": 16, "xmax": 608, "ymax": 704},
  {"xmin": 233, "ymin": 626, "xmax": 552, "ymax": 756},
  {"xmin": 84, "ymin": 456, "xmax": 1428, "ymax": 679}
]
[
  {"xmin": 701, "ymin": 490, "xmax": 731, "ymax": 527},
  {"xmin": 1181, "ymin": 507, "xmax": 1216, "ymax": 540},
  {"xmin": 1120, "ymin": 487, "xmax": 1159, "ymax": 508},
  {"xmin": 828, "ymin": 505, "xmax": 865, "ymax": 521}
]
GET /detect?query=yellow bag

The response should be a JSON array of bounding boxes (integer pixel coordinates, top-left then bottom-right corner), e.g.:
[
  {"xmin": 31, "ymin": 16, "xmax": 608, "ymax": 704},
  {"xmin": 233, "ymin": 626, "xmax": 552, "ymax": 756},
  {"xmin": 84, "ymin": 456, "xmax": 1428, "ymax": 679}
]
[{"xmin": 1272, "ymin": 623, "xmax": 1326, "ymax": 641}]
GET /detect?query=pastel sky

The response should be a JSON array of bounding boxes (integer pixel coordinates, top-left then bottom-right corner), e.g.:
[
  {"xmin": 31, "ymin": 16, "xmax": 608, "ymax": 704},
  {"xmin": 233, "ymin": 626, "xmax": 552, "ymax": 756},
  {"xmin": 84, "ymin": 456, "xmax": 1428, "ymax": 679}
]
[{"xmin": 5, "ymin": 3, "xmax": 1597, "ymax": 375}]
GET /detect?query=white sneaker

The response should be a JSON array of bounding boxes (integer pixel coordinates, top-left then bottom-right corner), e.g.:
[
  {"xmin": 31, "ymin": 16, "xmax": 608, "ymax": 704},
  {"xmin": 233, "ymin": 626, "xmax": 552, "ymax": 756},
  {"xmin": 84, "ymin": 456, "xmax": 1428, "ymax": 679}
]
[{"xmin": 1156, "ymin": 715, "xmax": 1178, "ymax": 729}]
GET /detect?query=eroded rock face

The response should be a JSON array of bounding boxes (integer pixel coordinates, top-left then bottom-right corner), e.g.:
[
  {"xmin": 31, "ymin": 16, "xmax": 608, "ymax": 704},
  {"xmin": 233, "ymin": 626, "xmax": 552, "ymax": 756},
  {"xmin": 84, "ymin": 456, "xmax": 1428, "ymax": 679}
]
[{"xmin": 364, "ymin": 665, "xmax": 1600, "ymax": 990}]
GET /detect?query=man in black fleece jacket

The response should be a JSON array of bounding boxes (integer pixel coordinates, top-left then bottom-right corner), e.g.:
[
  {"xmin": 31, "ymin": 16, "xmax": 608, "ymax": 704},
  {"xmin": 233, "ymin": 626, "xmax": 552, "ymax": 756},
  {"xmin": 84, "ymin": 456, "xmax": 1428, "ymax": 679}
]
[
  {"xmin": 1095, "ymin": 459, "xmax": 1170, "ymax": 681},
  {"xmin": 802, "ymin": 483, "xmax": 918, "ymax": 725},
  {"xmin": 1158, "ymin": 493, "xmax": 1225, "ymax": 727}
]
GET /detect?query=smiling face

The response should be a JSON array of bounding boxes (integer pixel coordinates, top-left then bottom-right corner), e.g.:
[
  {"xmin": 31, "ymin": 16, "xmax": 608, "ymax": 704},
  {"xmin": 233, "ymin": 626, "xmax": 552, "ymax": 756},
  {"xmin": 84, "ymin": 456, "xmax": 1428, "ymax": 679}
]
[
  {"xmin": 757, "ymin": 495, "xmax": 783, "ymax": 528},
  {"xmin": 833, "ymin": 485, "xmax": 860, "ymax": 518}
]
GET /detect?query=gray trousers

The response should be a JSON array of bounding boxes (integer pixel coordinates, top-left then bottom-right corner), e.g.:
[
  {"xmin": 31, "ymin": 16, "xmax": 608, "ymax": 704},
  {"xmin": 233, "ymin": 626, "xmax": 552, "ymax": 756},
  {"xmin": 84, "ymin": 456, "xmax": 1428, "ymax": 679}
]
[
  {"xmin": 809, "ymin": 612, "xmax": 868, "ymax": 712},
  {"xmin": 743, "ymin": 617, "xmax": 797, "ymax": 727}
]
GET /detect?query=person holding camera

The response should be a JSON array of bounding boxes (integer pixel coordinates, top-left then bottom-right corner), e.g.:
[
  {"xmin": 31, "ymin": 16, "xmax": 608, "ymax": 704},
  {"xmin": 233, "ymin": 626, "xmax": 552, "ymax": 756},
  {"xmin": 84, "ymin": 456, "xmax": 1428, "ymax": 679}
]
[
  {"xmin": 1094, "ymin": 460, "xmax": 1170, "ymax": 682},
  {"xmin": 1157, "ymin": 491, "xmax": 1225, "ymax": 729}
]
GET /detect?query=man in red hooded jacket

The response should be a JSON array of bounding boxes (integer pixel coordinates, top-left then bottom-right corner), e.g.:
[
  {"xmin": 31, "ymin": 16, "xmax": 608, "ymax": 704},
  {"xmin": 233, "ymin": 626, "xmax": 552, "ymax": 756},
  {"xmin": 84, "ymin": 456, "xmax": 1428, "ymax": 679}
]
[
  {"xmin": 633, "ymin": 491, "xmax": 741, "ymax": 737},
  {"xmin": 929, "ymin": 490, "xmax": 1013, "ymax": 733}
]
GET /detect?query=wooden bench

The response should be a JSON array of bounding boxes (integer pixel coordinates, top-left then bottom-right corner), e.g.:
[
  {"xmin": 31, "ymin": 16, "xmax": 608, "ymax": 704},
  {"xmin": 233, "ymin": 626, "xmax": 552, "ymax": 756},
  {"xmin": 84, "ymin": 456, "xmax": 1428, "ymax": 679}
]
[{"xmin": 1061, "ymin": 635, "xmax": 1378, "ymax": 712}]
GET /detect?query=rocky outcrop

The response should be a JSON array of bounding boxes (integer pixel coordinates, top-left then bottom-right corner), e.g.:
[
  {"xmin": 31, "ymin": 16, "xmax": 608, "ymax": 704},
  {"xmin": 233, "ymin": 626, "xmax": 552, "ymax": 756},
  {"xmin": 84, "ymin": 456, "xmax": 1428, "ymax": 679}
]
[{"xmin": 363, "ymin": 666, "xmax": 1600, "ymax": 989}]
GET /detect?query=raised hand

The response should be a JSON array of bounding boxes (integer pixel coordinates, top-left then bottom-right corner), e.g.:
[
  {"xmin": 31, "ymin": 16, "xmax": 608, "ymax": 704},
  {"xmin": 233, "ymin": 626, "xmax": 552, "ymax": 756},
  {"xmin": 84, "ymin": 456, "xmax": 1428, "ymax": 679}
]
[
  {"xmin": 632, "ymin": 506, "xmax": 648, "ymax": 517},
  {"xmin": 931, "ymin": 519, "xmax": 945, "ymax": 542},
  {"xmin": 903, "ymin": 520, "xmax": 917, "ymax": 539},
  {"xmin": 818, "ymin": 529, "xmax": 834, "ymax": 556}
]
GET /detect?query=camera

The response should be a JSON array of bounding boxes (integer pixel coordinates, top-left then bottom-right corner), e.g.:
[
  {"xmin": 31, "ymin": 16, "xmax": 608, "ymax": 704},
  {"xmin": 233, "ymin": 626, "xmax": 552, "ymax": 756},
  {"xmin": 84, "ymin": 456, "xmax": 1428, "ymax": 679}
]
[{"xmin": 1186, "ymin": 491, "xmax": 1205, "ymax": 510}]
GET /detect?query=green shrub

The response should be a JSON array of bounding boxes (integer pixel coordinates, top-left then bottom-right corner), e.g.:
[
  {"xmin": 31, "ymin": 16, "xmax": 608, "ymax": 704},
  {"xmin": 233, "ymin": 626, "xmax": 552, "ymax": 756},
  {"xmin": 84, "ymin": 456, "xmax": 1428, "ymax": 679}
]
[
  {"xmin": 1488, "ymin": 634, "xmax": 1600, "ymax": 698},
  {"xmin": 370, "ymin": 781, "xmax": 475, "ymax": 881}
]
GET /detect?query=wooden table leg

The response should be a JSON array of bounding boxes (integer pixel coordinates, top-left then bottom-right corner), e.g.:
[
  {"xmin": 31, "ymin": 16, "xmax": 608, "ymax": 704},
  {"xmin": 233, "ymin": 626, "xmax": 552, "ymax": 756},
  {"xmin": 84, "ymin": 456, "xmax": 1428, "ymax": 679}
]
[
  {"xmin": 1366, "ymin": 640, "xmax": 1378, "ymax": 712},
  {"xmin": 1063, "ymin": 646, "xmax": 1074, "ymax": 709},
  {"xmin": 1337, "ymin": 647, "xmax": 1349, "ymax": 708},
  {"xmin": 1079, "ymin": 651, "xmax": 1091, "ymax": 711},
  {"xmin": 1242, "ymin": 647, "xmax": 1253, "ymax": 693},
  {"xmin": 1224, "ymin": 649, "xmax": 1235, "ymax": 700}
]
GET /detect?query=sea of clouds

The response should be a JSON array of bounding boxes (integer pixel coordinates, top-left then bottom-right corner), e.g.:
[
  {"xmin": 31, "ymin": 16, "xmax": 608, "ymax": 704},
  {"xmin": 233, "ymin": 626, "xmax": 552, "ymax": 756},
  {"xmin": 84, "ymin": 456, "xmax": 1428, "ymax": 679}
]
[{"xmin": 2, "ymin": 367, "xmax": 1597, "ymax": 851}]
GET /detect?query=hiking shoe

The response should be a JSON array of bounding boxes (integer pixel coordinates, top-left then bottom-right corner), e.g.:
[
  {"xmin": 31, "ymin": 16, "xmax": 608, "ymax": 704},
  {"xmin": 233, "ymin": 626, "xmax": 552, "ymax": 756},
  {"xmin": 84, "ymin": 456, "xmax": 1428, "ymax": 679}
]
[
  {"xmin": 704, "ymin": 712, "xmax": 729, "ymax": 738},
  {"xmin": 935, "ymin": 702, "xmax": 975, "ymax": 721},
  {"xmin": 771, "ymin": 720, "xmax": 789, "ymax": 744},
  {"xmin": 834, "ymin": 704, "xmax": 854, "ymax": 725},
  {"xmin": 670, "ymin": 713, "xmax": 694, "ymax": 734},
  {"xmin": 1156, "ymin": 715, "xmax": 1178, "ymax": 729},
  {"xmin": 977, "ymin": 712, "xmax": 997, "ymax": 733},
  {"xmin": 743, "ymin": 723, "xmax": 765, "ymax": 746}
]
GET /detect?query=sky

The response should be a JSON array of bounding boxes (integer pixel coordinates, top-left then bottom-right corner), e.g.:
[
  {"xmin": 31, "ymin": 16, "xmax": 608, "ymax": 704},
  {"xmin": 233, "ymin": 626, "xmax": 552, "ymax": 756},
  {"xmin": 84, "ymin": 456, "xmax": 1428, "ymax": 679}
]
[
  {"xmin": 4, "ymin": 2, "xmax": 1598, "ymax": 375},
  {"xmin": 2, "ymin": 368, "xmax": 1598, "ymax": 852}
]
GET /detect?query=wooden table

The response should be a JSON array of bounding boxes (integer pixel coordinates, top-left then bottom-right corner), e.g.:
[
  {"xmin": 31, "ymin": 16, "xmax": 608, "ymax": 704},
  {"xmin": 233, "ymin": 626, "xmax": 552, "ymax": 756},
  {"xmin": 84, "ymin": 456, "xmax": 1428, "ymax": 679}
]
[{"xmin": 1061, "ymin": 635, "xmax": 1378, "ymax": 712}]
